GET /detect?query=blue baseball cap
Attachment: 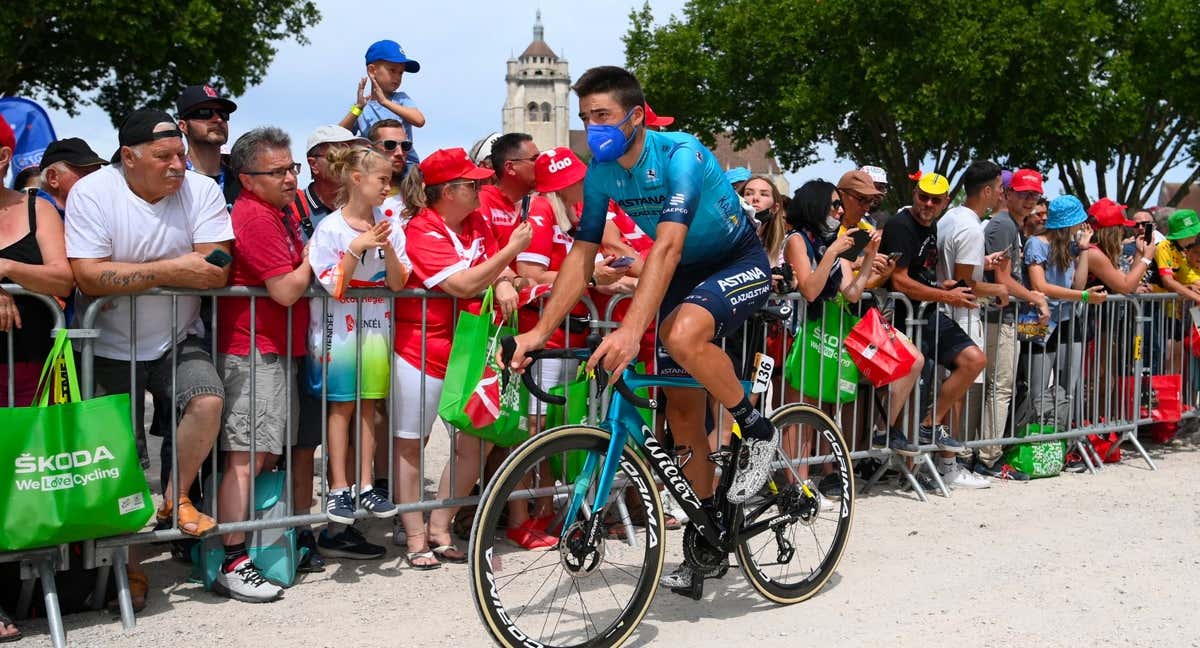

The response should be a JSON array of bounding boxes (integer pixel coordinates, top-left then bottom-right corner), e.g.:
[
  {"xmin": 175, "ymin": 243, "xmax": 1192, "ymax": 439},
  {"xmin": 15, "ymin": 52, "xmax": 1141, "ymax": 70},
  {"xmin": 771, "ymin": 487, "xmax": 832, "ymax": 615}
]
[
  {"xmin": 364, "ymin": 40, "xmax": 420, "ymax": 72},
  {"xmin": 1046, "ymin": 195, "xmax": 1087, "ymax": 230}
]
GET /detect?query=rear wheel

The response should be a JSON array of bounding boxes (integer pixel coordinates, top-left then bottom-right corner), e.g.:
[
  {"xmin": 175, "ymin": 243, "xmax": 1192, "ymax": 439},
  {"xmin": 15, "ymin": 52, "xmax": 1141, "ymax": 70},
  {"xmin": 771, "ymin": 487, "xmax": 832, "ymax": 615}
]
[
  {"xmin": 469, "ymin": 425, "xmax": 665, "ymax": 648},
  {"xmin": 735, "ymin": 403, "xmax": 855, "ymax": 603}
]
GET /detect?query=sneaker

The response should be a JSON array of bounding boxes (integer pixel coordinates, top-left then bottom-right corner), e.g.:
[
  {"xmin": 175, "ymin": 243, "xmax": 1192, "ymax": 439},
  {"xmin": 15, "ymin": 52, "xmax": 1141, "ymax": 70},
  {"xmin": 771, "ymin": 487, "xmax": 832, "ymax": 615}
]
[
  {"xmin": 942, "ymin": 465, "xmax": 991, "ymax": 489},
  {"xmin": 658, "ymin": 558, "xmax": 728, "ymax": 589},
  {"xmin": 325, "ymin": 488, "xmax": 356, "ymax": 525},
  {"xmin": 919, "ymin": 424, "xmax": 970, "ymax": 456},
  {"xmin": 973, "ymin": 461, "xmax": 1030, "ymax": 482},
  {"xmin": 296, "ymin": 529, "xmax": 326, "ymax": 573},
  {"xmin": 817, "ymin": 472, "xmax": 842, "ymax": 499},
  {"xmin": 662, "ymin": 491, "xmax": 689, "ymax": 525},
  {"xmin": 372, "ymin": 479, "xmax": 390, "ymax": 501},
  {"xmin": 318, "ymin": 526, "xmax": 386, "ymax": 560},
  {"xmin": 214, "ymin": 557, "xmax": 282, "ymax": 603},
  {"xmin": 359, "ymin": 486, "xmax": 397, "ymax": 519},
  {"xmin": 506, "ymin": 519, "xmax": 558, "ymax": 550},
  {"xmin": 727, "ymin": 423, "xmax": 781, "ymax": 504},
  {"xmin": 874, "ymin": 427, "xmax": 919, "ymax": 456}
]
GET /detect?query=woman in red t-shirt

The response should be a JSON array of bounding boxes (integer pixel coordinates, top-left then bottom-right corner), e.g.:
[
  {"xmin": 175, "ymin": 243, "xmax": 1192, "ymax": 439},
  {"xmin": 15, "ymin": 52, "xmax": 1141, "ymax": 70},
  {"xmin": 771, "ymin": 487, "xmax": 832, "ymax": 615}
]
[{"xmin": 391, "ymin": 148, "xmax": 531, "ymax": 568}]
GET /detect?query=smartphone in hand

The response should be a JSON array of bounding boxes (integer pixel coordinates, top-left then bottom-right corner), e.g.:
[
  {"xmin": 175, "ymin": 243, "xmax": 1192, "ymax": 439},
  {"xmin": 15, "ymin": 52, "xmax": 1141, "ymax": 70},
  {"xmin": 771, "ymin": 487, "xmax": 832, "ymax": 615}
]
[
  {"xmin": 609, "ymin": 256, "xmax": 636, "ymax": 269},
  {"xmin": 1143, "ymin": 222, "xmax": 1155, "ymax": 245},
  {"xmin": 204, "ymin": 249, "xmax": 233, "ymax": 268}
]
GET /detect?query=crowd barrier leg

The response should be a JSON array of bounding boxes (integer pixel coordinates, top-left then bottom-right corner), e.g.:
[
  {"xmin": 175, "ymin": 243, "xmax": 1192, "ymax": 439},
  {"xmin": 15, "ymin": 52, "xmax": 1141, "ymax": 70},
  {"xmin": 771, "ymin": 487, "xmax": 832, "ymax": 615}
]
[
  {"xmin": 36, "ymin": 557, "xmax": 67, "ymax": 648},
  {"xmin": 112, "ymin": 546, "xmax": 135, "ymax": 631}
]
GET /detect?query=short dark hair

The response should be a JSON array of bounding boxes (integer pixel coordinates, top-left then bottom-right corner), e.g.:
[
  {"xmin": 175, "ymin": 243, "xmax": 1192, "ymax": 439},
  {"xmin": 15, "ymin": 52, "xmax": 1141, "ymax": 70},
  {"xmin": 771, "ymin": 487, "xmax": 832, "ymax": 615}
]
[
  {"xmin": 490, "ymin": 132, "xmax": 533, "ymax": 169},
  {"xmin": 230, "ymin": 126, "xmax": 290, "ymax": 175},
  {"xmin": 572, "ymin": 66, "xmax": 646, "ymax": 113},
  {"xmin": 367, "ymin": 118, "xmax": 405, "ymax": 143},
  {"xmin": 962, "ymin": 160, "xmax": 1002, "ymax": 197}
]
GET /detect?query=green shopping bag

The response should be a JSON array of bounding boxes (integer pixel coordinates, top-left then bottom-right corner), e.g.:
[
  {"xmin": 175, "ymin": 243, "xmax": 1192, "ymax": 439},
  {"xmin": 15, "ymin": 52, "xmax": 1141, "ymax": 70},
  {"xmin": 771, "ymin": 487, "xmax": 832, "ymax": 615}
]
[
  {"xmin": 0, "ymin": 330, "xmax": 154, "ymax": 550},
  {"xmin": 1003, "ymin": 423, "xmax": 1066, "ymax": 478},
  {"xmin": 784, "ymin": 301, "xmax": 860, "ymax": 403},
  {"xmin": 545, "ymin": 364, "xmax": 654, "ymax": 482},
  {"xmin": 437, "ymin": 288, "xmax": 529, "ymax": 447}
]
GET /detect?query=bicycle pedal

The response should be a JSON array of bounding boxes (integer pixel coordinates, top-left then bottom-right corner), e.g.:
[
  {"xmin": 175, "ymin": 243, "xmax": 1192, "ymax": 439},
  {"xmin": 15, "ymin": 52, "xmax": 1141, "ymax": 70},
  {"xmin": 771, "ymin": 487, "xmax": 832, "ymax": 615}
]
[{"xmin": 670, "ymin": 579, "xmax": 704, "ymax": 601}]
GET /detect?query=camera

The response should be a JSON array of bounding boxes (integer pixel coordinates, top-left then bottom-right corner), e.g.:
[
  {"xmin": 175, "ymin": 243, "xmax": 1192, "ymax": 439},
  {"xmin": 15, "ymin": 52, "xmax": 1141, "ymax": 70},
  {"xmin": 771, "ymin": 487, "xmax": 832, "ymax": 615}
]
[{"xmin": 771, "ymin": 264, "xmax": 794, "ymax": 292}]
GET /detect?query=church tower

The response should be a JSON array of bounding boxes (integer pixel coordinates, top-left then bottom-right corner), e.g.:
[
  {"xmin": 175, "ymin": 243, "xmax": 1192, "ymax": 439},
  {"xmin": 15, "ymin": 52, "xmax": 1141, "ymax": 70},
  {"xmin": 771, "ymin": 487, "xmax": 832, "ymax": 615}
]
[{"xmin": 502, "ymin": 11, "xmax": 570, "ymax": 151}]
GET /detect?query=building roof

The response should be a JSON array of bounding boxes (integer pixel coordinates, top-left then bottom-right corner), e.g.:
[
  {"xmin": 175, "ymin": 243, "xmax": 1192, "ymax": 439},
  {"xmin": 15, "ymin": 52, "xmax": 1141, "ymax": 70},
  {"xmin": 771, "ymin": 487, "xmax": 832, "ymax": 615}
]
[
  {"xmin": 520, "ymin": 40, "xmax": 558, "ymax": 60},
  {"xmin": 710, "ymin": 132, "xmax": 781, "ymax": 175},
  {"xmin": 1158, "ymin": 183, "xmax": 1200, "ymax": 211}
]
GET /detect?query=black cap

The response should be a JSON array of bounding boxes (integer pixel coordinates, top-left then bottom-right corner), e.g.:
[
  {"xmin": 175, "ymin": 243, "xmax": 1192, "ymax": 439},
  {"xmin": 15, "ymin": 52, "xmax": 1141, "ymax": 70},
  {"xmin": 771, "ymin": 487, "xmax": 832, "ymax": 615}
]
[
  {"xmin": 111, "ymin": 109, "xmax": 183, "ymax": 163},
  {"xmin": 175, "ymin": 84, "xmax": 238, "ymax": 117},
  {"xmin": 41, "ymin": 138, "xmax": 108, "ymax": 169}
]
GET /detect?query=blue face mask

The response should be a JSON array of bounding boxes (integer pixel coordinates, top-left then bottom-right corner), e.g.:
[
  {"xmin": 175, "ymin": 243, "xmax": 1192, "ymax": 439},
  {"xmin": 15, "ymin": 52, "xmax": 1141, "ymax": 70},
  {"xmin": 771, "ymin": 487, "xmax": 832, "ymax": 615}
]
[{"xmin": 586, "ymin": 109, "xmax": 639, "ymax": 163}]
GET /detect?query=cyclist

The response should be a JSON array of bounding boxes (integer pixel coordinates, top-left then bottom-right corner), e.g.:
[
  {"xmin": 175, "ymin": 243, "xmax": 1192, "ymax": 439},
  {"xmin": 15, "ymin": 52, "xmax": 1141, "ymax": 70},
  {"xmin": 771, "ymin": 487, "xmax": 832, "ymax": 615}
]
[{"xmin": 505, "ymin": 65, "xmax": 778, "ymax": 589}]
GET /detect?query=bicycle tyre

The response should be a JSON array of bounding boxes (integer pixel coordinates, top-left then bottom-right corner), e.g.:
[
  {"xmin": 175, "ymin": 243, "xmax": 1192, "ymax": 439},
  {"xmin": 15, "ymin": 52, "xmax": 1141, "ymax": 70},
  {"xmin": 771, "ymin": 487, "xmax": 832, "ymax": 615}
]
[
  {"xmin": 735, "ymin": 403, "xmax": 855, "ymax": 604},
  {"xmin": 469, "ymin": 425, "xmax": 665, "ymax": 648}
]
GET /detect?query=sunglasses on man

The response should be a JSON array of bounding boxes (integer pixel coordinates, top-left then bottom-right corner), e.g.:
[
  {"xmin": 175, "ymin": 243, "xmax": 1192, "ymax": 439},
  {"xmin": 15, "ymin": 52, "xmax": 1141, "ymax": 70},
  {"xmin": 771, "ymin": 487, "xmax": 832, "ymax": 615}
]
[
  {"xmin": 181, "ymin": 108, "xmax": 230, "ymax": 122},
  {"xmin": 374, "ymin": 139, "xmax": 413, "ymax": 153}
]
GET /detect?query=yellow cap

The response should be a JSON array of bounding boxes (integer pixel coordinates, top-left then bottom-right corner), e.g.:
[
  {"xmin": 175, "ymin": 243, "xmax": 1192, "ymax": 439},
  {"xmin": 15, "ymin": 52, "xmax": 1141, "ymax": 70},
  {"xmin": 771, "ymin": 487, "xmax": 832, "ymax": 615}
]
[{"xmin": 917, "ymin": 172, "xmax": 950, "ymax": 196}]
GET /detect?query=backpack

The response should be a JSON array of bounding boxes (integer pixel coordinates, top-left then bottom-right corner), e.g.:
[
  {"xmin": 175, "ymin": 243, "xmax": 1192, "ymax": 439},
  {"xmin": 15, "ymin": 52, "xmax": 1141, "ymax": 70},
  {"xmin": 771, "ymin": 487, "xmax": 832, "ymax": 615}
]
[{"xmin": 191, "ymin": 470, "xmax": 301, "ymax": 589}]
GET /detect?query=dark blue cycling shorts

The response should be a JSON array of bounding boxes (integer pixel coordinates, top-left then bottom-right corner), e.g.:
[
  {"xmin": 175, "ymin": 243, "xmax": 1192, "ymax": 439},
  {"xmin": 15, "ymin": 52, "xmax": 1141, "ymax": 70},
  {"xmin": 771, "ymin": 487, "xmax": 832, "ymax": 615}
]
[{"xmin": 656, "ymin": 230, "xmax": 772, "ymax": 377}]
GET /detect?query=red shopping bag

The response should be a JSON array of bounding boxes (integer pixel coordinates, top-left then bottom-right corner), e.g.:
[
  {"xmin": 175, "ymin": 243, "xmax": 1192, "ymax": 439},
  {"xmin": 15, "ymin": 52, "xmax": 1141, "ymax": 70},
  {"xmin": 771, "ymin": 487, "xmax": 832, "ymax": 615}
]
[
  {"xmin": 1087, "ymin": 433, "xmax": 1122, "ymax": 463},
  {"xmin": 1122, "ymin": 374, "xmax": 1183, "ymax": 422},
  {"xmin": 843, "ymin": 307, "xmax": 918, "ymax": 388}
]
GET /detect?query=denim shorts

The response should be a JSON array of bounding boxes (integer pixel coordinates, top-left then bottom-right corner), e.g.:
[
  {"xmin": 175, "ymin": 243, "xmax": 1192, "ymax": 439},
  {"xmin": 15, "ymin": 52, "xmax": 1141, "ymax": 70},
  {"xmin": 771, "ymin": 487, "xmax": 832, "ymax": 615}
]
[{"xmin": 90, "ymin": 335, "xmax": 225, "ymax": 438}]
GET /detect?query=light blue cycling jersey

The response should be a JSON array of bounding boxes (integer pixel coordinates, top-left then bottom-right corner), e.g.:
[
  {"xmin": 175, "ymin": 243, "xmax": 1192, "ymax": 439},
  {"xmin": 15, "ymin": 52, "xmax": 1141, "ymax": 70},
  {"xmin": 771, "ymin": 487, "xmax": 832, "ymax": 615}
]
[{"xmin": 576, "ymin": 130, "xmax": 754, "ymax": 266}]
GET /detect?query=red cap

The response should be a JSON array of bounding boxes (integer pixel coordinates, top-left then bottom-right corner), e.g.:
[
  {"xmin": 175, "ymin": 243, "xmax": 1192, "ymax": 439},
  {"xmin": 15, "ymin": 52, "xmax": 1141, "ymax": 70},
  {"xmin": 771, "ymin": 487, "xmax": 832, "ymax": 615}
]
[
  {"xmin": 418, "ymin": 147, "xmax": 494, "ymax": 186},
  {"xmin": 0, "ymin": 115, "xmax": 15, "ymax": 152},
  {"xmin": 644, "ymin": 103, "xmax": 675, "ymax": 128},
  {"xmin": 1088, "ymin": 197, "xmax": 1134, "ymax": 228},
  {"xmin": 534, "ymin": 147, "xmax": 586, "ymax": 193},
  {"xmin": 1009, "ymin": 168, "xmax": 1044, "ymax": 194}
]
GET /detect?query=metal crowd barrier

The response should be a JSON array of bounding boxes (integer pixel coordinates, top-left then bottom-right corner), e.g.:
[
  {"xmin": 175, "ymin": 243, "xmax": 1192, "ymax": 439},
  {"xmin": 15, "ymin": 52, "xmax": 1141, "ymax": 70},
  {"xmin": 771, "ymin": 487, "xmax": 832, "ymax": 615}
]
[
  {"xmin": 2, "ymin": 281, "xmax": 1195, "ymax": 645},
  {"xmin": 0, "ymin": 286, "xmax": 69, "ymax": 648}
]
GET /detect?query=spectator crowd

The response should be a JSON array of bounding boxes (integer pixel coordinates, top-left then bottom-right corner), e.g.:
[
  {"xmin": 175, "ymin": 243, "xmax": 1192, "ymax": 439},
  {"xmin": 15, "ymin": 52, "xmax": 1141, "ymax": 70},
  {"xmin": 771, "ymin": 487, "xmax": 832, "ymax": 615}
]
[{"xmin": 0, "ymin": 38, "xmax": 1194, "ymax": 638}]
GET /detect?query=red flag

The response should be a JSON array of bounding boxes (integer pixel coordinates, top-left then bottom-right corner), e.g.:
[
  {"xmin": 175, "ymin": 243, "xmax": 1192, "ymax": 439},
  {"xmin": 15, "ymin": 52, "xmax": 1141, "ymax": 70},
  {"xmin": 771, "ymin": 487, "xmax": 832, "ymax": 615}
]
[{"xmin": 464, "ymin": 366, "xmax": 502, "ymax": 429}]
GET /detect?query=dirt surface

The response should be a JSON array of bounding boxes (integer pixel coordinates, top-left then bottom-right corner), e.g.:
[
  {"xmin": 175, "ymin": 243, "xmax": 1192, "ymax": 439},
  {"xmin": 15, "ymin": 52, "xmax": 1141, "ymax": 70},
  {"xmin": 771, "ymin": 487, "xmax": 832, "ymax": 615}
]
[{"xmin": 16, "ymin": 431, "xmax": 1200, "ymax": 648}]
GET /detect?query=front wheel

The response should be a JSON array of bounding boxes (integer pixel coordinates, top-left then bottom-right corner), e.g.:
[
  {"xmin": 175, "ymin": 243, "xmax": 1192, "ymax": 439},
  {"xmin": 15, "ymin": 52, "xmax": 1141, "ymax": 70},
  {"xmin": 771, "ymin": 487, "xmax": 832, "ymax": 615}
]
[
  {"xmin": 735, "ymin": 403, "xmax": 855, "ymax": 604},
  {"xmin": 469, "ymin": 425, "xmax": 665, "ymax": 648}
]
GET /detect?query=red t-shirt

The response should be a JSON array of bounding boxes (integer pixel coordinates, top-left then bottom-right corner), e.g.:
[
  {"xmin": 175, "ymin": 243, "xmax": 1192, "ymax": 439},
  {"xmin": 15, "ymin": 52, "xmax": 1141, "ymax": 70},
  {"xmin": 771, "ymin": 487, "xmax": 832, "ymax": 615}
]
[
  {"xmin": 218, "ymin": 190, "xmax": 309, "ymax": 356},
  {"xmin": 395, "ymin": 208, "xmax": 499, "ymax": 379},
  {"xmin": 477, "ymin": 184, "xmax": 524, "ymax": 251},
  {"xmin": 516, "ymin": 199, "xmax": 587, "ymax": 348}
]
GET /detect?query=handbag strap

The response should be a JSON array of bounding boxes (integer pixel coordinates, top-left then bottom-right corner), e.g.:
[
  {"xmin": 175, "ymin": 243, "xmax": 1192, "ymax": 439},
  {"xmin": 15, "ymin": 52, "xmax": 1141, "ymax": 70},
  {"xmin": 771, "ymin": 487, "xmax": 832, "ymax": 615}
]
[{"xmin": 32, "ymin": 329, "xmax": 80, "ymax": 407}]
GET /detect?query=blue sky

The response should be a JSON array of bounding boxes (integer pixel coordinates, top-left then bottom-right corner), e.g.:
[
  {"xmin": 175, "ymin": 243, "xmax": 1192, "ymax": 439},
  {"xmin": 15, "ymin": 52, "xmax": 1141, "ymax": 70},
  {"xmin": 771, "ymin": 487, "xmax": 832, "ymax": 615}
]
[{"xmin": 32, "ymin": 0, "xmax": 1192, "ymax": 203}]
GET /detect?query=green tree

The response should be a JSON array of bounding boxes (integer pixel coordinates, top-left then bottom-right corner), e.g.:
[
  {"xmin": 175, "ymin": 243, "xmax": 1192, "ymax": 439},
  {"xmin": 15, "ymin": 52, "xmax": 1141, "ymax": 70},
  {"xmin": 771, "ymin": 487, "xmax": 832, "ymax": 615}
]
[
  {"xmin": 625, "ymin": 0, "xmax": 1200, "ymax": 208},
  {"xmin": 0, "ymin": 0, "xmax": 321, "ymax": 125}
]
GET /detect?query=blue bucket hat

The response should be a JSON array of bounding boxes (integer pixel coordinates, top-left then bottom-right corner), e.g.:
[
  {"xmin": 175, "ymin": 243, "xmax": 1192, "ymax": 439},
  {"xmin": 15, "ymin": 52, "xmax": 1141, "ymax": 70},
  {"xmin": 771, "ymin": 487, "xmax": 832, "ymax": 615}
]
[
  {"xmin": 725, "ymin": 167, "xmax": 751, "ymax": 185},
  {"xmin": 364, "ymin": 40, "xmax": 420, "ymax": 73},
  {"xmin": 1046, "ymin": 195, "xmax": 1087, "ymax": 230}
]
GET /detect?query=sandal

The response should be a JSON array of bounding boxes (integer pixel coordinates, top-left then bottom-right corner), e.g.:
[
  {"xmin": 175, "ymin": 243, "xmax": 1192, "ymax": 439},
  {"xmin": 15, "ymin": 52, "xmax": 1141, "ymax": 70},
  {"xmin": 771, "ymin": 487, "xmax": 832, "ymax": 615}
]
[
  {"xmin": 0, "ymin": 606, "xmax": 20, "ymax": 643},
  {"xmin": 403, "ymin": 548, "xmax": 442, "ymax": 571},
  {"xmin": 158, "ymin": 496, "xmax": 217, "ymax": 538},
  {"xmin": 106, "ymin": 568, "xmax": 148, "ymax": 614},
  {"xmin": 431, "ymin": 544, "xmax": 467, "ymax": 564}
]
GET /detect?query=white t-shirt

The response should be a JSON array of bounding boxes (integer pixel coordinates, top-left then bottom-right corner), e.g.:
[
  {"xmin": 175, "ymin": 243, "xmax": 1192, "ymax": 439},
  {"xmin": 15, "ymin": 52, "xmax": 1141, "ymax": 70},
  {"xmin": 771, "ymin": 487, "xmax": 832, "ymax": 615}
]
[
  {"xmin": 305, "ymin": 207, "xmax": 410, "ymax": 400},
  {"xmin": 936, "ymin": 205, "xmax": 986, "ymax": 354},
  {"xmin": 381, "ymin": 192, "xmax": 407, "ymax": 228},
  {"xmin": 65, "ymin": 166, "xmax": 233, "ymax": 361}
]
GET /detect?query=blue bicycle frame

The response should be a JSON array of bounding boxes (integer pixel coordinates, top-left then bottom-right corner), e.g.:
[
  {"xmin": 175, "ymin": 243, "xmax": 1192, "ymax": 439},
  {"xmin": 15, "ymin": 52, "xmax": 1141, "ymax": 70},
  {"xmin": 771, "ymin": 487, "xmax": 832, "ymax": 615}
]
[{"xmin": 558, "ymin": 365, "xmax": 753, "ymax": 546}]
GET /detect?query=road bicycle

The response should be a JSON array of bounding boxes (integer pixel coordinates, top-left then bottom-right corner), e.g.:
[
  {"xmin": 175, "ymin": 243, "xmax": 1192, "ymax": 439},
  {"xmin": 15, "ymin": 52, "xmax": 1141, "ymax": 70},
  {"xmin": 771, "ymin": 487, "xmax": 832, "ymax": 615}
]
[{"xmin": 469, "ymin": 325, "xmax": 855, "ymax": 648}]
